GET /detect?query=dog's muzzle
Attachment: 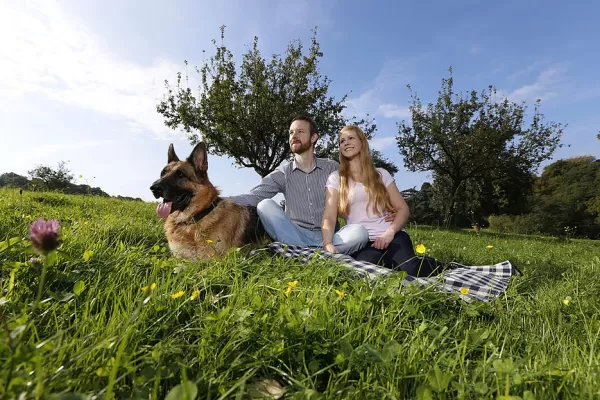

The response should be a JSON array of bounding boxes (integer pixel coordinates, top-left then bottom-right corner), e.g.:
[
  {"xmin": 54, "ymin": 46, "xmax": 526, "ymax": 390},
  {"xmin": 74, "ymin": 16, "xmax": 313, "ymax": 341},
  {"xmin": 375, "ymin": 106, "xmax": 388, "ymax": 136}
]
[{"xmin": 150, "ymin": 182, "xmax": 163, "ymax": 199}]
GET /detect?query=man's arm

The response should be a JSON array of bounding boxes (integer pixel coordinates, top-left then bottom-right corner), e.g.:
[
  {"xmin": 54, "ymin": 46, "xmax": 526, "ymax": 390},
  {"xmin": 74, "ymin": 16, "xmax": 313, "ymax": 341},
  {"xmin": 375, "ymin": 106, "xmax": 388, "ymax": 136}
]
[{"xmin": 225, "ymin": 168, "xmax": 286, "ymax": 207}]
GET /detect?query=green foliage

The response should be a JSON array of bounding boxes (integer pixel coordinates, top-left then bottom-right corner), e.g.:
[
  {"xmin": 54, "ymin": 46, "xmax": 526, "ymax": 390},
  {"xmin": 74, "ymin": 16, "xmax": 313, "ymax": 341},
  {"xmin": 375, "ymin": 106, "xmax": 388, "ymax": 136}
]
[
  {"xmin": 487, "ymin": 214, "xmax": 541, "ymax": 235},
  {"xmin": 396, "ymin": 67, "xmax": 564, "ymax": 226},
  {"xmin": 0, "ymin": 172, "xmax": 29, "ymax": 188},
  {"xmin": 28, "ymin": 161, "xmax": 74, "ymax": 191},
  {"xmin": 370, "ymin": 149, "xmax": 399, "ymax": 175},
  {"xmin": 588, "ymin": 196, "xmax": 600, "ymax": 225},
  {"xmin": 0, "ymin": 170, "xmax": 135, "ymax": 199},
  {"xmin": 1, "ymin": 187, "xmax": 600, "ymax": 399},
  {"xmin": 157, "ymin": 26, "xmax": 396, "ymax": 177},
  {"xmin": 531, "ymin": 156, "xmax": 600, "ymax": 238},
  {"xmin": 403, "ymin": 182, "xmax": 443, "ymax": 226},
  {"xmin": 165, "ymin": 381, "xmax": 197, "ymax": 400},
  {"xmin": 484, "ymin": 157, "xmax": 600, "ymax": 238},
  {"xmin": 586, "ymin": 165, "xmax": 600, "ymax": 224}
]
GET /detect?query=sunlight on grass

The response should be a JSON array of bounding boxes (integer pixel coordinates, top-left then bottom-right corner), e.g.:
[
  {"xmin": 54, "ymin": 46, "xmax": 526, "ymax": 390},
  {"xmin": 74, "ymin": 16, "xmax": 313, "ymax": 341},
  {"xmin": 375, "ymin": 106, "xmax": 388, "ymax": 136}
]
[{"xmin": 1, "ymin": 188, "xmax": 599, "ymax": 399}]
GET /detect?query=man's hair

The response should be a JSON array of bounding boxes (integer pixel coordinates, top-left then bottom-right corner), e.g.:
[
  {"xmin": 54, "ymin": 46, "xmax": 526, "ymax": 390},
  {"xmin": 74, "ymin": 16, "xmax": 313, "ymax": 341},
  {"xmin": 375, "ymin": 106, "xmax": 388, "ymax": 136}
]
[{"xmin": 290, "ymin": 114, "xmax": 318, "ymax": 135}]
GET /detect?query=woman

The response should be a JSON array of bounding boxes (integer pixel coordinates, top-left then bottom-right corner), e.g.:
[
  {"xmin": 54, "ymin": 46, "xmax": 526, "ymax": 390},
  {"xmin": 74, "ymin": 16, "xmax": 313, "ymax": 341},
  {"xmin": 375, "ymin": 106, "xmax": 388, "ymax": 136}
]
[{"xmin": 321, "ymin": 125, "xmax": 444, "ymax": 277}]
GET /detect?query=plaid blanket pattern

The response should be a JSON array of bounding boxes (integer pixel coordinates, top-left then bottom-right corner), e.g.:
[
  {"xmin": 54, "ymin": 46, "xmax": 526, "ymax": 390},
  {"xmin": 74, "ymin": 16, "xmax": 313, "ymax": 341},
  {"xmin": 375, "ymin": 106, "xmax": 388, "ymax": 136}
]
[{"xmin": 252, "ymin": 242, "xmax": 520, "ymax": 302}]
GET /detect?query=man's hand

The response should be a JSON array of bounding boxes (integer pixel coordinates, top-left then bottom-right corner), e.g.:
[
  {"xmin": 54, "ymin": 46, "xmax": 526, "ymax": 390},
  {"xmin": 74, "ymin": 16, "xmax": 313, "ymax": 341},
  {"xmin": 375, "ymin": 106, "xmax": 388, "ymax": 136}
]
[
  {"xmin": 384, "ymin": 210, "xmax": 396, "ymax": 222},
  {"xmin": 371, "ymin": 229, "xmax": 395, "ymax": 250},
  {"xmin": 323, "ymin": 243, "xmax": 339, "ymax": 254}
]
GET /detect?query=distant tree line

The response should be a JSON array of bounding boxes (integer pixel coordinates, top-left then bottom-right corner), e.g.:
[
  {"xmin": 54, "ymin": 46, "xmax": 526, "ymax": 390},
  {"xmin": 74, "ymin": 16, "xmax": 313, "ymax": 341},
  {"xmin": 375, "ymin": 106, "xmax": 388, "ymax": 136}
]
[
  {"xmin": 403, "ymin": 155, "xmax": 600, "ymax": 238},
  {"xmin": 0, "ymin": 162, "xmax": 143, "ymax": 202}
]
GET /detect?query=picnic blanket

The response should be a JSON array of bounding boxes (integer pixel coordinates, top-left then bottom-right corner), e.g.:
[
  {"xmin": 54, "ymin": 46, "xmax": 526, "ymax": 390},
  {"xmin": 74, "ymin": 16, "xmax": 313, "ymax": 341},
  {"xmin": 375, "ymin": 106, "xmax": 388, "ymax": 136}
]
[{"xmin": 252, "ymin": 242, "xmax": 521, "ymax": 303}]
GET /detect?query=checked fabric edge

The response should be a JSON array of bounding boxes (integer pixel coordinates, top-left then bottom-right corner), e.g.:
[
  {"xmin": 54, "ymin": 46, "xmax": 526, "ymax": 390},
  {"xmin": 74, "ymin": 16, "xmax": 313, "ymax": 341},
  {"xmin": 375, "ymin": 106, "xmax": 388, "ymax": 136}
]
[{"xmin": 251, "ymin": 242, "xmax": 521, "ymax": 302}]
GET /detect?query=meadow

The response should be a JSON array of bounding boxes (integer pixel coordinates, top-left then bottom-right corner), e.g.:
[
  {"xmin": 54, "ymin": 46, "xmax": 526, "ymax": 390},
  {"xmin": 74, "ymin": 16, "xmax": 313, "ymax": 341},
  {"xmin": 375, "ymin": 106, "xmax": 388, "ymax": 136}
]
[{"xmin": 1, "ymin": 187, "xmax": 599, "ymax": 399}]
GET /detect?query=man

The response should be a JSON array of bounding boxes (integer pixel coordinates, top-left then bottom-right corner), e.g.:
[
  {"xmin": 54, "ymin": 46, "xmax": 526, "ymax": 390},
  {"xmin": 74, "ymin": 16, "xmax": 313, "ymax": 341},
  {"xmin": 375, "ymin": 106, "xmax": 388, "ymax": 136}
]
[{"xmin": 228, "ymin": 114, "xmax": 369, "ymax": 254}]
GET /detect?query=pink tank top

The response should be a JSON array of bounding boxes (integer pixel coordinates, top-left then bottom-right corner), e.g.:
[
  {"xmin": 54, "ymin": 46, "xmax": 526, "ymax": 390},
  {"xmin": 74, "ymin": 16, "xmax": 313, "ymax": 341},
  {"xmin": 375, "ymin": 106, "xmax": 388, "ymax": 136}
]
[{"xmin": 326, "ymin": 168, "xmax": 395, "ymax": 241}]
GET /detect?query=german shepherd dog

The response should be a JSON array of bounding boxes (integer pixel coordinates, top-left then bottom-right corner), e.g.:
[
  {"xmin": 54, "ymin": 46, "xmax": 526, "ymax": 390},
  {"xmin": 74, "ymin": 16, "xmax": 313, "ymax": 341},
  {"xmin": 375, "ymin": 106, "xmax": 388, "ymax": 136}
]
[{"xmin": 150, "ymin": 142, "xmax": 264, "ymax": 260}]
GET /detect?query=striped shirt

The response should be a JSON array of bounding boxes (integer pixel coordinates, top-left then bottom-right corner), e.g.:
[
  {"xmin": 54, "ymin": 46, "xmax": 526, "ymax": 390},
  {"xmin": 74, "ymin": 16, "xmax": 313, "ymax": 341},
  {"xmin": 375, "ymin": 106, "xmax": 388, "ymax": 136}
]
[{"xmin": 228, "ymin": 157, "xmax": 339, "ymax": 230}]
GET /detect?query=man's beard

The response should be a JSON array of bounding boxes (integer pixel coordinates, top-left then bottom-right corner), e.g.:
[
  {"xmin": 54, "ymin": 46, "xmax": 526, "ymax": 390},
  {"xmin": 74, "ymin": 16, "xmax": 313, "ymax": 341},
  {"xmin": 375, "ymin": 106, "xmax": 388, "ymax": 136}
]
[{"xmin": 291, "ymin": 141, "xmax": 312, "ymax": 154}]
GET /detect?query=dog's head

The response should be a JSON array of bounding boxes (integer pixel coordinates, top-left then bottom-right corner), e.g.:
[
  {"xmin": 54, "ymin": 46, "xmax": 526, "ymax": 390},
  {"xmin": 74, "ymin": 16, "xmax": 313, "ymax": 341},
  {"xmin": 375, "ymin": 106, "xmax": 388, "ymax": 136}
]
[{"xmin": 150, "ymin": 142, "xmax": 212, "ymax": 217}]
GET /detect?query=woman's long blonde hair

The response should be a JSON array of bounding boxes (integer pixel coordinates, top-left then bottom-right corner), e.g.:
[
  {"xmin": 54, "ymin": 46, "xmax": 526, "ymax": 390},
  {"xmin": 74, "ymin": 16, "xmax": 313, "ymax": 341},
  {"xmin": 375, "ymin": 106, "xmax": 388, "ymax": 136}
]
[{"xmin": 338, "ymin": 125, "xmax": 394, "ymax": 217}]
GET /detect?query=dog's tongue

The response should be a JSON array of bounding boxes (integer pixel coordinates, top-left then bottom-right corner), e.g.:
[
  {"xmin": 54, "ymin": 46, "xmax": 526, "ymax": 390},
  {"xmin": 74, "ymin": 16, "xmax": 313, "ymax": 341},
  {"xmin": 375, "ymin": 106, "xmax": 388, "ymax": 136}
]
[{"xmin": 156, "ymin": 201, "xmax": 172, "ymax": 219}]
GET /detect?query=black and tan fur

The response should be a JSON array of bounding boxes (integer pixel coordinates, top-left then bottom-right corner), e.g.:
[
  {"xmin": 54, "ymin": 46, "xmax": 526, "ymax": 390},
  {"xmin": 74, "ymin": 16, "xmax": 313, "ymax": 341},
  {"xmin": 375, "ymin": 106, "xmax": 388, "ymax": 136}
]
[{"xmin": 150, "ymin": 142, "xmax": 264, "ymax": 260}]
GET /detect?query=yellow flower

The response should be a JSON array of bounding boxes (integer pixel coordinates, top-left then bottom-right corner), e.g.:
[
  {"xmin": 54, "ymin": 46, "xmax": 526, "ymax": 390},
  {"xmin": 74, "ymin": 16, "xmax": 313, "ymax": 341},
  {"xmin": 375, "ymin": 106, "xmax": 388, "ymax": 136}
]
[
  {"xmin": 284, "ymin": 287, "xmax": 292, "ymax": 296},
  {"xmin": 141, "ymin": 283, "xmax": 157, "ymax": 292},
  {"xmin": 171, "ymin": 291, "xmax": 184, "ymax": 299},
  {"xmin": 459, "ymin": 287, "xmax": 469, "ymax": 295},
  {"xmin": 190, "ymin": 290, "xmax": 200, "ymax": 300},
  {"xmin": 83, "ymin": 250, "xmax": 94, "ymax": 262},
  {"xmin": 486, "ymin": 245, "xmax": 494, "ymax": 249},
  {"xmin": 206, "ymin": 239, "xmax": 214, "ymax": 244},
  {"xmin": 563, "ymin": 296, "xmax": 572, "ymax": 306},
  {"xmin": 335, "ymin": 289, "xmax": 345, "ymax": 298},
  {"xmin": 415, "ymin": 244, "xmax": 426, "ymax": 255},
  {"xmin": 287, "ymin": 280, "xmax": 298, "ymax": 288}
]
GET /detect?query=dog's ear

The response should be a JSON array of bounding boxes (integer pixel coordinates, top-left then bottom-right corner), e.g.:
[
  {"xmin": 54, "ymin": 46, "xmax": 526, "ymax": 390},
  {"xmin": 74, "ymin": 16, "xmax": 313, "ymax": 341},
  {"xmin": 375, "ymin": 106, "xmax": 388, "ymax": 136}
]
[
  {"xmin": 188, "ymin": 142, "xmax": 208, "ymax": 173},
  {"xmin": 168, "ymin": 143, "xmax": 179, "ymax": 163}
]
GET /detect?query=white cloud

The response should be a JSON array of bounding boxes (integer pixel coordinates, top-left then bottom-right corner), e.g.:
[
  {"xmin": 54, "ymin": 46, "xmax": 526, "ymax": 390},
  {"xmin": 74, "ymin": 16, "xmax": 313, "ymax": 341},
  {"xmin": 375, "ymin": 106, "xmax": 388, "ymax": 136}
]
[
  {"xmin": 377, "ymin": 104, "xmax": 410, "ymax": 119},
  {"xmin": 344, "ymin": 57, "xmax": 424, "ymax": 121},
  {"xmin": 498, "ymin": 64, "xmax": 568, "ymax": 104},
  {"xmin": 0, "ymin": 1, "xmax": 188, "ymax": 137},
  {"xmin": 507, "ymin": 60, "xmax": 547, "ymax": 82},
  {"xmin": 344, "ymin": 88, "xmax": 377, "ymax": 118},
  {"xmin": 469, "ymin": 44, "xmax": 481, "ymax": 55},
  {"xmin": 7, "ymin": 140, "xmax": 115, "ymax": 178},
  {"xmin": 369, "ymin": 136, "xmax": 396, "ymax": 151},
  {"xmin": 345, "ymin": 88, "xmax": 410, "ymax": 121},
  {"xmin": 26, "ymin": 140, "xmax": 113, "ymax": 160}
]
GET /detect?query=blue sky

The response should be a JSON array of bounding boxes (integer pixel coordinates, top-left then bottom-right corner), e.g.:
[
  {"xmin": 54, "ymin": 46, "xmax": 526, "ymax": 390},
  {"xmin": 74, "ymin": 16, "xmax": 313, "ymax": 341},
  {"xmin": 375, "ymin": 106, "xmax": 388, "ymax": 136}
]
[{"xmin": 1, "ymin": 0, "xmax": 598, "ymax": 202}]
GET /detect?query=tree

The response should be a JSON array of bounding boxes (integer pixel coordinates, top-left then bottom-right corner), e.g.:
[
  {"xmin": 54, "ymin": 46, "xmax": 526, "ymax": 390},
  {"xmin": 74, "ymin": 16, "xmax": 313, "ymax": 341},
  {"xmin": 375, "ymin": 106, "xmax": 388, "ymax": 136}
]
[
  {"xmin": 531, "ymin": 156, "xmax": 600, "ymax": 238},
  {"xmin": 0, "ymin": 172, "xmax": 28, "ymax": 188},
  {"xmin": 28, "ymin": 161, "xmax": 74, "ymax": 191},
  {"xmin": 402, "ymin": 182, "xmax": 443, "ymax": 225},
  {"xmin": 396, "ymin": 68, "xmax": 564, "ymax": 226},
  {"xmin": 438, "ymin": 164, "xmax": 536, "ymax": 227},
  {"xmin": 588, "ymin": 182, "xmax": 600, "ymax": 224},
  {"xmin": 157, "ymin": 26, "xmax": 396, "ymax": 177}
]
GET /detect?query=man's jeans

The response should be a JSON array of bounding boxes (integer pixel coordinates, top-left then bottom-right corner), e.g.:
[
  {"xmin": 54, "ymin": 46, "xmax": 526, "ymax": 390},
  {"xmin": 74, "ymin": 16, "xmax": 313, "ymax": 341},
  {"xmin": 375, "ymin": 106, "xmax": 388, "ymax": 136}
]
[{"xmin": 256, "ymin": 199, "xmax": 369, "ymax": 255}]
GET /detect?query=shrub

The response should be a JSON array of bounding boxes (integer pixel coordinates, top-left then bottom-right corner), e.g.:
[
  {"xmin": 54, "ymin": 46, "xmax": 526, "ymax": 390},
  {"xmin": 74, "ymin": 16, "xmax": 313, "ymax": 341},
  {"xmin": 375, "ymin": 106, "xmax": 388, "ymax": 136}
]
[{"xmin": 488, "ymin": 213, "xmax": 542, "ymax": 235}]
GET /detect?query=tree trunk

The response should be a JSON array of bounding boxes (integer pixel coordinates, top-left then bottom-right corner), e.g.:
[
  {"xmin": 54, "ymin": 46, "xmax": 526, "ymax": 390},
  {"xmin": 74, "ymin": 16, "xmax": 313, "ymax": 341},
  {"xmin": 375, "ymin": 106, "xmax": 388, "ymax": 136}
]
[{"xmin": 444, "ymin": 182, "xmax": 461, "ymax": 228}]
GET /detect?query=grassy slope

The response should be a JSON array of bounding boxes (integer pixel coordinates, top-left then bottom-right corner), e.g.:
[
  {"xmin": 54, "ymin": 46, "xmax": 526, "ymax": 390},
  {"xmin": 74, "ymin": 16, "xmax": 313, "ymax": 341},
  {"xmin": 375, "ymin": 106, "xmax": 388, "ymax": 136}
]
[{"xmin": 1, "ymin": 188, "xmax": 599, "ymax": 399}]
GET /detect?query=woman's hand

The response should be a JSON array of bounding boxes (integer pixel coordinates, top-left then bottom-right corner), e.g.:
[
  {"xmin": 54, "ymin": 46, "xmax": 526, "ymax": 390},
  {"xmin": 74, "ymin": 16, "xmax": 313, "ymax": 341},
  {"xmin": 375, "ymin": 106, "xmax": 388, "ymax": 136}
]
[
  {"xmin": 384, "ymin": 210, "xmax": 396, "ymax": 222},
  {"xmin": 324, "ymin": 243, "xmax": 339, "ymax": 253},
  {"xmin": 372, "ymin": 229, "xmax": 395, "ymax": 250}
]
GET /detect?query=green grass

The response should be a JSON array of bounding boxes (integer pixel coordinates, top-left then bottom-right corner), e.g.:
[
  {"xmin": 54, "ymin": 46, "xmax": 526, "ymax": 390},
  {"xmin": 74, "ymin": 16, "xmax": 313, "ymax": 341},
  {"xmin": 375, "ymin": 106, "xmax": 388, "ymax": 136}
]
[{"xmin": 1, "ymin": 187, "xmax": 599, "ymax": 399}]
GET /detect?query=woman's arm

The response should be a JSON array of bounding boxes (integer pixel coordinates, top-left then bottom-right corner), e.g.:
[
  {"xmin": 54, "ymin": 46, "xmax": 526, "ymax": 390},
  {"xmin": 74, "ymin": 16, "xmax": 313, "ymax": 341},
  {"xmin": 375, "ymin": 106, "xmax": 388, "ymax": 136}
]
[
  {"xmin": 385, "ymin": 182, "xmax": 410, "ymax": 233},
  {"xmin": 321, "ymin": 187, "xmax": 340, "ymax": 253},
  {"xmin": 372, "ymin": 182, "xmax": 411, "ymax": 250}
]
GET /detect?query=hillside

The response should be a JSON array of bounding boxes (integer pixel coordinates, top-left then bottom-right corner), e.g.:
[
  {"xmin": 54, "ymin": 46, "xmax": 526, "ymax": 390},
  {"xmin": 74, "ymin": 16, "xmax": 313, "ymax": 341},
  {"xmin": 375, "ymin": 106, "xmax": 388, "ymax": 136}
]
[
  {"xmin": 1, "ymin": 188, "xmax": 599, "ymax": 399},
  {"xmin": 0, "ymin": 172, "xmax": 143, "ymax": 201}
]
